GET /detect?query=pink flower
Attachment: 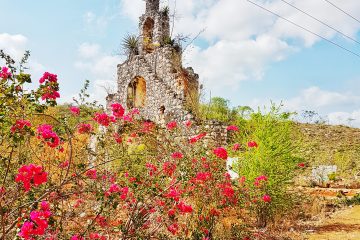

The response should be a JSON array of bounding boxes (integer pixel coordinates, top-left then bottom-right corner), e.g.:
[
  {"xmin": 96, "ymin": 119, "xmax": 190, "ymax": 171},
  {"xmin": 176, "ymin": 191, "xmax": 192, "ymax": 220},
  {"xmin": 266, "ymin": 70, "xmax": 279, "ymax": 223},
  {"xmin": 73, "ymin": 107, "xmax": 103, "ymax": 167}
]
[
  {"xmin": 232, "ymin": 143, "xmax": 240, "ymax": 151},
  {"xmin": 0, "ymin": 66, "xmax": 11, "ymax": 79},
  {"xmin": 168, "ymin": 209, "xmax": 176, "ymax": 217},
  {"xmin": 165, "ymin": 187, "xmax": 181, "ymax": 201},
  {"xmin": 167, "ymin": 223, "xmax": 179, "ymax": 235},
  {"xmin": 213, "ymin": 147, "xmax": 228, "ymax": 160},
  {"xmin": 163, "ymin": 162, "xmax": 176, "ymax": 176},
  {"xmin": 247, "ymin": 141, "xmax": 258, "ymax": 148},
  {"xmin": 39, "ymin": 72, "xmax": 57, "ymax": 84},
  {"xmin": 89, "ymin": 233, "xmax": 106, "ymax": 240},
  {"xmin": 113, "ymin": 133, "xmax": 122, "ymax": 144},
  {"xmin": 176, "ymin": 201, "xmax": 193, "ymax": 214},
  {"xmin": 123, "ymin": 114, "xmax": 133, "ymax": 122},
  {"xmin": 146, "ymin": 163, "xmax": 158, "ymax": 176},
  {"xmin": 71, "ymin": 235, "xmax": 84, "ymax": 240},
  {"xmin": 111, "ymin": 103, "xmax": 125, "ymax": 119},
  {"xmin": 141, "ymin": 121, "xmax": 155, "ymax": 133},
  {"xmin": 130, "ymin": 108, "xmax": 140, "ymax": 115},
  {"xmin": 69, "ymin": 106, "xmax": 80, "ymax": 115},
  {"xmin": 78, "ymin": 123, "xmax": 92, "ymax": 134},
  {"xmin": 37, "ymin": 124, "xmax": 60, "ymax": 148},
  {"xmin": 166, "ymin": 121, "xmax": 177, "ymax": 130},
  {"xmin": 59, "ymin": 160, "xmax": 69, "ymax": 169},
  {"xmin": 15, "ymin": 164, "xmax": 48, "ymax": 192},
  {"xmin": 86, "ymin": 169, "xmax": 97, "ymax": 179},
  {"xmin": 171, "ymin": 152, "xmax": 184, "ymax": 159},
  {"xmin": 254, "ymin": 175, "xmax": 268, "ymax": 187},
  {"xmin": 10, "ymin": 119, "xmax": 31, "ymax": 134},
  {"xmin": 194, "ymin": 172, "xmax": 212, "ymax": 182},
  {"xmin": 189, "ymin": 132, "xmax": 207, "ymax": 144},
  {"xmin": 262, "ymin": 194, "xmax": 271, "ymax": 203},
  {"xmin": 227, "ymin": 125, "xmax": 239, "ymax": 131},
  {"xmin": 40, "ymin": 88, "xmax": 60, "ymax": 101},
  {"xmin": 19, "ymin": 201, "xmax": 51, "ymax": 239},
  {"xmin": 184, "ymin": 120, "xmax": 192, "ymax": 128},
  {"xmin": 93, "ymin": 112, "xmax": 116, "ymax": 127}
]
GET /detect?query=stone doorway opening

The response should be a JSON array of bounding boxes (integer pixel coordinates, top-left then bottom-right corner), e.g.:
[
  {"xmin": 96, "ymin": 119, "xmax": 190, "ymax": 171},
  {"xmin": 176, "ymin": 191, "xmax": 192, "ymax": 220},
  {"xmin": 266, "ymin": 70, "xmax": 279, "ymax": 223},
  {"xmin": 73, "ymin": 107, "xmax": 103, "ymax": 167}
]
[{"xmin": 127, "ymin": 76, "xmax": 147, "ymax": 109}]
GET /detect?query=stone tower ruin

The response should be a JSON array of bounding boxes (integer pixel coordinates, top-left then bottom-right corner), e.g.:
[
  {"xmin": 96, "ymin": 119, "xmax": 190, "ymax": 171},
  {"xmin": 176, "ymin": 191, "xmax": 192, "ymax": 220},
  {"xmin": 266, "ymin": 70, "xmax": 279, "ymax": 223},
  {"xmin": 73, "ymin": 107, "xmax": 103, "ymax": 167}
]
[{"xmin": 107, "ymin": 0, "xmax": 200, "ymax": 123}]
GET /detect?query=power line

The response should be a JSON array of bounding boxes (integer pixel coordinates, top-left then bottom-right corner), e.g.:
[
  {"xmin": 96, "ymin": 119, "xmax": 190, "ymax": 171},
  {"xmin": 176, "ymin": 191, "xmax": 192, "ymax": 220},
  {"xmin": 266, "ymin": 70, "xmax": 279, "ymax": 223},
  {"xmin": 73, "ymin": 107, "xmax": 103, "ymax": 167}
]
[
  {"xmin": 323, "ymin": 0, "xmax": 360, "ymax": 24},
  {"xmin": 246, "ymin": 0, "xmax": 360, "ymax": 59},
  {"xmin": 279, "ymin": 0, "xmax": 360, "ymax": 46}
]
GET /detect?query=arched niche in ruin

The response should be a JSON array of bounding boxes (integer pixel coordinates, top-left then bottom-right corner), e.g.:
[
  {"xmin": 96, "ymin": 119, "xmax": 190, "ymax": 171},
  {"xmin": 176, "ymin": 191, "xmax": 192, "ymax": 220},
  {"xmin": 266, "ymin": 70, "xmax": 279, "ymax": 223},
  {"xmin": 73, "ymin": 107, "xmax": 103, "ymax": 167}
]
[
  {"xmin": 127, "ymin": 76, "xmax": 147, "ymax": 109},
  {"xmin": 143, "ymin": 17, "xmax": 155, "ymax": 52}
]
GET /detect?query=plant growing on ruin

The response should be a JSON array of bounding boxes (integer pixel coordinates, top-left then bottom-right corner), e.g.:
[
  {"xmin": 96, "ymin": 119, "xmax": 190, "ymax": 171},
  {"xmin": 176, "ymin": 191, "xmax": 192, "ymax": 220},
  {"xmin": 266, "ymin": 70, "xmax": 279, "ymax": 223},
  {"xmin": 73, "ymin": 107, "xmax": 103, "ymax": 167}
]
[{"xmin": 121, "ymin": 34, "xmax": 139, "ymax": 58}]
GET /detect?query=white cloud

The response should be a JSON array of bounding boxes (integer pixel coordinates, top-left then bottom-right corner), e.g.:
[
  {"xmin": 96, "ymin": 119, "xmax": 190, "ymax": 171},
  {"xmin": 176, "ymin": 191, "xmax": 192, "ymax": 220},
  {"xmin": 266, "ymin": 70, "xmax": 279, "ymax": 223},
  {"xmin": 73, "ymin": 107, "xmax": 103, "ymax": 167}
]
[
  {"xmin": 286, "ymin": 87, "xmax": 360, "ymax": 110},
  {"xmin": 120, "ymin": 0, "xmax": 360, "ymax": 94},
  {"xmin": 328, "ymin": 110, "xmax": 360, "ymax": 127},
  {"xmin": 82, "ymin": 11, "xmax": 111, "ymax": 34},
  {"xmin": 75, "ymin": 42, "xmax": 124, "ymax": 103},
  {"xmin": 0, "ymin": 33, "xmax": 28, "ymax": 61},
  {"xmin": 0, "ymin": 33, "xmax": 46, "ymax": 86},
  {"xmin": 78, "ymin": 43, "xmax": 101, "ymax": 59}
]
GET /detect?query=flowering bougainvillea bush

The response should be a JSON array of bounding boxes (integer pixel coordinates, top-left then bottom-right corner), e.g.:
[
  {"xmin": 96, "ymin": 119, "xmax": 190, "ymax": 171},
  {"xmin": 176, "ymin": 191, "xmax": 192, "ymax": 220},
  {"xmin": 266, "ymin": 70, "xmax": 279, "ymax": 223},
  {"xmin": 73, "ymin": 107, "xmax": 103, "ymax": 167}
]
[{"xmin": 0, "ymin": 52, "xmax": 303, "ymax": 239}]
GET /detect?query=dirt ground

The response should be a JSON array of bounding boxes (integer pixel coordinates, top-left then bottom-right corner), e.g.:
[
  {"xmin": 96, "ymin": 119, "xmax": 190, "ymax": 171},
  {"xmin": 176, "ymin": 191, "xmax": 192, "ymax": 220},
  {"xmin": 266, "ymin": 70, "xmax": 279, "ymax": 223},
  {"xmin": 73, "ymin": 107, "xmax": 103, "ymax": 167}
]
[{"xmin": 305, "ymin": 205, "xmax": 360, "ymax": 240}]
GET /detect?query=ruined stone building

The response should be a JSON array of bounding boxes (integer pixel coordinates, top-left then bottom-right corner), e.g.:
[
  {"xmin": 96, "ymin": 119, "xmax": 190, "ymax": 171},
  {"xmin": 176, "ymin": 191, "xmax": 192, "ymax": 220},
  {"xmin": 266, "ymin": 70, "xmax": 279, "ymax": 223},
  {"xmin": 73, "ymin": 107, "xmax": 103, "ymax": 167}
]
[{"xmin": 107, "ymin": 0, "xmax": 200, "ymax": 123}]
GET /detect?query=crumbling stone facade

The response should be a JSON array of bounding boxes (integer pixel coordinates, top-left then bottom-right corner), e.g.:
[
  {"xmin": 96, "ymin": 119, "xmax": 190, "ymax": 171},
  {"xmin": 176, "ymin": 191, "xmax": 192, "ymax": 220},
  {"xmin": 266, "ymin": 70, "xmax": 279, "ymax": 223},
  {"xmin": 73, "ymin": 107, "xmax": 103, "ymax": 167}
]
[{"xmin": 107, "ymin": 0, "xmax": 200, "ymax": 124}]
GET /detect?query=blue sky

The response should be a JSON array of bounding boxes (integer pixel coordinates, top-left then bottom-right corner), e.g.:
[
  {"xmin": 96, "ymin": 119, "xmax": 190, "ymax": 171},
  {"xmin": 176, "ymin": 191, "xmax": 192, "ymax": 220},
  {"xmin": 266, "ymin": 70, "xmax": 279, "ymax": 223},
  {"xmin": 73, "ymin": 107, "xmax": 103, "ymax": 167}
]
[{"xmin": 1, "ymin": 0, "xmax": 360, "ymax": 127}]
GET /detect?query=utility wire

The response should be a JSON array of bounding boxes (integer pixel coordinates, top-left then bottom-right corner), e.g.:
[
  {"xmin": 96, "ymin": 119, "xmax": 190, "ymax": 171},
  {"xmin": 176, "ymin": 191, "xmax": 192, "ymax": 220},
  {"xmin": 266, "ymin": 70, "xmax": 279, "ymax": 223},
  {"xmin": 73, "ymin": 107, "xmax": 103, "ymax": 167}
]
[
  {"xmin": 323, "ymin": 0, "xmax": 360, "ymax": 24},
  {"xmin": 279, "ymin": 0, "xmax": 360, "ymax": 46},
  {"xmin": 246, "ymin": 0, "xmax": 360, "ymax": 59}
]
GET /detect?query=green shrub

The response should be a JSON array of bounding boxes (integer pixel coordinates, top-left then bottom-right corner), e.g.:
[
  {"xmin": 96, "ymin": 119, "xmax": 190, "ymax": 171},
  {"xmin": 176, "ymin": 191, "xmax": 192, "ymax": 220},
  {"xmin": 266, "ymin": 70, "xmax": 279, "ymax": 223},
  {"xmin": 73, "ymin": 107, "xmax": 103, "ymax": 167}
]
[{"xmin": 232, "ymin": 105, "xmax": 303, "ymax": 227}]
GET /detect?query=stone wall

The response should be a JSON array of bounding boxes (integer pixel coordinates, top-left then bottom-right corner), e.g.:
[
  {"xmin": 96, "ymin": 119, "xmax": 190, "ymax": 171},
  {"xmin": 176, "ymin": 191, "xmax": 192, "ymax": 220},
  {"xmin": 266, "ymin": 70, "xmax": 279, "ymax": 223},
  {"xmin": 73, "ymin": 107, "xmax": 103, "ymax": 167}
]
[{"xmin": 106, "ymin": 0, "xmax": 228, "ymax": 145}]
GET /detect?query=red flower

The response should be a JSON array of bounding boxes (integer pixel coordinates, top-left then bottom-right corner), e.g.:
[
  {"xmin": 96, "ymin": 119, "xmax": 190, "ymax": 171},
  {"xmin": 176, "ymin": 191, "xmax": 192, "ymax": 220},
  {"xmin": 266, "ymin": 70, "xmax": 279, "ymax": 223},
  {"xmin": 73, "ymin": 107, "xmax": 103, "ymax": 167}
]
[
  {"xmin": 86, "ymin": 169, "xmax": 97, "ymax": 179},
  {"xmin": 69, "ymin": 106, "xmax": 80, "ymax": 115},
  {"xmin": 15, "ymin": 164, "xmax": 48, "ymax": 192},
  {"xmin": 111, "ymin": 103, "xmax": 125, "ymax": 119},
  {"xmin": 168, "ymin": 209, "xmax": 176, "ymax": 217},
  {"xmin": 298, "ymin": 162, "xmax": 306, "ymax": 168},
  {"xmin": 166, "ymin": 121, "xmax": 177, "ymax": 130},
  {"xmin": 194, "ymin": 172, "xmax": 212, "ymax": 182},
  {"xmin": 247, "ymin": 141, "xmax": 258, "ymax": 148},
  {"xmin": 232, "ymin": 143, "xmax": 240, "ymax": 151},
  {"xmin": 93, "ymin": 112, "xmax": 116, "ymax": 127},
  {"xmin": 78, "ymin": 123, "xmax": 92, "ymax": 134},
  {"xmin": 0, "ymin": 66, "xmax": 11, "ymax": 79},
  {"xmin": 163, "ymin": 161, "xmax": 176, "ymax": 176},
  {"xmin": 254, "ymin": 175, "xmax": 268, "ymax": 187},
  {"xmin": 165, "ymin": 187, "xmax": 181, "ymax": 201},
  {"xmin": 213, "ymin": 147, "xmax": 228, "ymax": 160},
  {"xmin": 171, "ymin": 152, "xmax": 184, "ymax": 160},
  {"xmin": 176, "ymin": 201, "xmax": 193, "ymax": 214},
  {"xmin": 167, "ymin": 223, "xmax": 179, "ymax": 235},
  {"xmin": 113, "ymin": 133, "xmax": 122, "ymax": 144},
  {"xmin": 10, "ymin": 119, "xmax": 31, "ymax": 134},
  {"xmin": 262, "ymin": 194, "xmax": 271, "ymax": 203},
  {"xmin": 59, "ymin": 160, "xmax": 69, "ymax": 169},
  {"xmin": 141, "ymin": 121, "xmax": 155, "ymax": 133},
  {"xmin": 146, "ymin": 163, "xmax": 158, "ymax": 176},
  {"xmin": 189, "ymin": 132, "xmax": 207, "ymax": 144},
  {"xmin": 227, "ymin": 125, "xmax": 239, "ymax": 131},
  {"xmin": 37, "ymin": 124, "xmax": 60, "ymax": 148},
  {"xmin": 184, "ymin": 120, "xmax": 192, "ymax": 128}
]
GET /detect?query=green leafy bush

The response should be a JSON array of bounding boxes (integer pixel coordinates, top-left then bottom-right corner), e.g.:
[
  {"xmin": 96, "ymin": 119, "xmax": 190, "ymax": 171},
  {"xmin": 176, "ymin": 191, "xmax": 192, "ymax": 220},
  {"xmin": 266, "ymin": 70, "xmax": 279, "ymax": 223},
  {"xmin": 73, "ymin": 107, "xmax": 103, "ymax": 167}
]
[{"xmin": 232, "ymin": 105, "xmax": 303, "ymax": 227}]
